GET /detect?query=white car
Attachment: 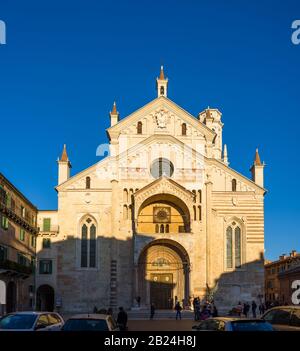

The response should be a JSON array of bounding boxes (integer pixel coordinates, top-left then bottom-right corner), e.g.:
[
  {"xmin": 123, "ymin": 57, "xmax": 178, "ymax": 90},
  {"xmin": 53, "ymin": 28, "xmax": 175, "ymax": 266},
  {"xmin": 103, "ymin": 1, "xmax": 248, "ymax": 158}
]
[
  {"xmin": 0, "ymin": 312, "xmax": 64, "ymax": 331},
  {"xmin": 62, "ymin": 314, "xmax": 119, "ymax": 331}
]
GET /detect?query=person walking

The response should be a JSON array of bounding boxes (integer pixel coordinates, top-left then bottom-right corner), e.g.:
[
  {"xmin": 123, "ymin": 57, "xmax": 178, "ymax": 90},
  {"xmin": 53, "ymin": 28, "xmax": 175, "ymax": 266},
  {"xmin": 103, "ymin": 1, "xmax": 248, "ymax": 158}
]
[
  {"xmin": 117, "ymin": 307, "xmax": 128, "ymax": 331},
  {"xmin": 252, "ymin": 301, "xmax": 257, "ymax": 318},
  {"xmin": 212, "ymin": 304, "xmax": 218, "ymax": 317},
  {"xmin": 175, "ymin": 301, "xmax": 182, "ymax": 320},
  {"xmin": 150, "ymin": 303, "xmax": 155, "ymax": 320}
]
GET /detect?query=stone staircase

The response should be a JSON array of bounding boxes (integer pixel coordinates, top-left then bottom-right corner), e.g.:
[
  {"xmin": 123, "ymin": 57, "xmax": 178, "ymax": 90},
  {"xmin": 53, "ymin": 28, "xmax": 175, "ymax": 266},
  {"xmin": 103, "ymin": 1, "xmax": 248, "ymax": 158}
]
[{"xmin": 128, "ymin": 308, "xmax": 194, "ymax": 320}]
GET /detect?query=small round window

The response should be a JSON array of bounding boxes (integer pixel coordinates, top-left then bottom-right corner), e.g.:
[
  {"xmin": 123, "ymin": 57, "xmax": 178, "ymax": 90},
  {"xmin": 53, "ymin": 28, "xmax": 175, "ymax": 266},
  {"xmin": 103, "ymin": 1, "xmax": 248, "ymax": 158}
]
[{"xmin": 150, "ymin": 158, "xmax": 174, "ymax": 178}]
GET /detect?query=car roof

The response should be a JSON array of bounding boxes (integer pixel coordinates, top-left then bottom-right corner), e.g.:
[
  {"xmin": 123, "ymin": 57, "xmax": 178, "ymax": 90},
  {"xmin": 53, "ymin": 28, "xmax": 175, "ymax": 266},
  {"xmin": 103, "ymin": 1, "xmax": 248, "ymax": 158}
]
[
  {"xmin": 5, "ymin": 311, "xmax": 57, "ymax": 315},
  {"xmin": 203, "ymin": 317, "xmax": 267, "ymax": 322},
  {"xmin": 67, "ymin": 314, "xmax": 109, "ymax": 320},
  {"xmin": 266, "ymin": 305, "xmax": 300, "ymax": 310}
]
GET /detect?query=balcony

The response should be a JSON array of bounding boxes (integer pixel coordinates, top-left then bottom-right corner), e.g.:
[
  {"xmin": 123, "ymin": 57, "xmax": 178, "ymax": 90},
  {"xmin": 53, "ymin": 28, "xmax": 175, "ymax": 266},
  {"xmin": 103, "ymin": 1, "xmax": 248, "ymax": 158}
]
[
  {"xmin": 0, "ymin": 200, "xmax": 38, "ymax": 234},
  {"xmin": 39, "ymin": 225, "xmax": 59, "ymax": 235},
  {"xmin": 0, "ymin": 259, "xmax": 33, "ymax": 278}
]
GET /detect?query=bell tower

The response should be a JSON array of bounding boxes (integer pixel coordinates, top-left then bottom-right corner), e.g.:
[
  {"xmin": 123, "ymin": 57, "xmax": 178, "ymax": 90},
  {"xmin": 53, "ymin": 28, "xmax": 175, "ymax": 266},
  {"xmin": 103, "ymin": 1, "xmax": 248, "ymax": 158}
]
[{"xmin": 156, "ymin": 66, "xmax": 168, "ymax": 97}]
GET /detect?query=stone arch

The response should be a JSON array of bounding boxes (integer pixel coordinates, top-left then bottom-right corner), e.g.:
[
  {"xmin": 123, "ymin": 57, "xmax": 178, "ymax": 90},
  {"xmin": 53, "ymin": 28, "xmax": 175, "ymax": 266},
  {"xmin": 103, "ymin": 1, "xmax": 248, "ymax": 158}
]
[
  {"xmin": 136, "ymin": 239, "xmax": 190, "ymax": 309},
  {"xmin": 36, "ymin": 284, "xmax": 55, "ymax": 312},
  {"xmin": 137, "ymin": 193, "xmax": 191, "ymax": 234}
]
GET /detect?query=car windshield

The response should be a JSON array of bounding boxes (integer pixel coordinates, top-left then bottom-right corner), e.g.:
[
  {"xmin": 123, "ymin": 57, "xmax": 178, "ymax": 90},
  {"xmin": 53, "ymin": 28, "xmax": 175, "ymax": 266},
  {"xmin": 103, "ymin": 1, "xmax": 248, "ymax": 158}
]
[
  {"xmin": 0, "ymin": 314, "xmax": 37, "ymax": 330},
  {"xmin": 231, "ymin": 321, "xmax": 273, "ymax": 331},
  {"xmin": 62, "ymin": 319, "xmax": 109, "ymax": 331}
]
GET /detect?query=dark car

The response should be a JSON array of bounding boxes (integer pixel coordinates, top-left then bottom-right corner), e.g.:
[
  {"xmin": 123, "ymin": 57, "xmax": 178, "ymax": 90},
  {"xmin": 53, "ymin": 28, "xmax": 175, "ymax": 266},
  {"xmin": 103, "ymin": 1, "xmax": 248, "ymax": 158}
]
[
  {"xmin": 262, "ymin": 306, "xmax": 300, "ymax": 331},
  {"xmin": 192, "ymin": 317, "xmax": 274, "ymax": 331},
  {"xmin": 62, "ymin": 314, "xmax": 119, "ymax": 331}
]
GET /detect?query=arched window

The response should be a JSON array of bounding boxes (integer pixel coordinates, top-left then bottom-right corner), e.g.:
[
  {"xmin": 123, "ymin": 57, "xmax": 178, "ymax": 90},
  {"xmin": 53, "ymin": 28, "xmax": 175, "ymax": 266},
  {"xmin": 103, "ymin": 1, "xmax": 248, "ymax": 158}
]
[
  {"xmin": 123, "ymin": 205, "xmax": 128, "ymax": 220},
  {"xmin": 226, "ymin": 222, "xmax": 242, "ymax": 269},
  {"xmin": 160, "ymin": 86, "xmax": 164, "ymax": 95},
  {"xmin": 198, "ymin": 190, "xmax": 202, "ymax": 203},
  {"xmin": 198, "ymin": 206, "xmax": 202, "ymax": 221},
  {"xmin": 123, "ymin": 189, "xmax": 128, "ymax": 203},
  {"xmin": 128, "ymin": 205, "xmax": 132, "ymax": 220},
  {"xmin": 192, "ymin": 190, "xmax": 196, "ymax": 203},
  {"xmin": 232, "ymin": 179, "xmax": 237, "ymax": 192},
  {"xmin": 235, "ymin": 227, "xmax": 241, "ymax": 268},
  {"xmin": 80, "ymin": 217, "xmax": 97, "ymax": 268},
  {"xmin": 182, "ymin": 123, "xmax": 187, "ymax": 136},
  {"xmin": 89, "ymin": 224, "xmax": 96, "ymax": 268},
  {"xmin": 165, "ymin": 224, "xmax": 169, "ymax": 233},
  {"xmin": 155, "ymin": 224, "xmax": 159, "ymax": 233},
  {"xmin": 137, "ymin": 121, "xmax": 143, "ymax": 134},
  {"xmin": 193, "ymin": 206, "xmax": 196, "ymax": 221},
  {"xmin": 160, "ymin": 224, "xmax": 164, "ymax": 233},
  {"xmin": 81, "ymin": 224, "xmax": 88, "ymax": 268},
  {"xmin": 86, "ymin": 177, "xmax": 91, "ymax": 189}
]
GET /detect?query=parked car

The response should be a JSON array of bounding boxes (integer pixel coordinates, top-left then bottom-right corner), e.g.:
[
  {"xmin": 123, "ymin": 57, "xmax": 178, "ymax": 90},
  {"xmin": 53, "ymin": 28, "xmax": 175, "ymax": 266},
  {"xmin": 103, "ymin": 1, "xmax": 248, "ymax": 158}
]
[
  {"xmin": 192, "ymin": 317, "xmax": 274, "ymax": 331},
  {"xmin": 0, "ymin": 312, "xmax": 64, "ymax": 331},
  {"xmin": 262, "ymin": 306, "xmax": 300, "ymax": 331},
  {"xmin": 61, "ymin": 314, "xmax": 119, "ymax": 331}
]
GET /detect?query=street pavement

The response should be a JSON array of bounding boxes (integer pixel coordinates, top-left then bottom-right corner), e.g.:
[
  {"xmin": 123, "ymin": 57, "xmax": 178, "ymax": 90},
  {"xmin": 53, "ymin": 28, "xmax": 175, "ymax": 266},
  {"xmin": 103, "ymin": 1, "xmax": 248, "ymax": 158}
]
[{"xmin": 127, "ymin": 319, "xmax": 197, "ymax": 331}]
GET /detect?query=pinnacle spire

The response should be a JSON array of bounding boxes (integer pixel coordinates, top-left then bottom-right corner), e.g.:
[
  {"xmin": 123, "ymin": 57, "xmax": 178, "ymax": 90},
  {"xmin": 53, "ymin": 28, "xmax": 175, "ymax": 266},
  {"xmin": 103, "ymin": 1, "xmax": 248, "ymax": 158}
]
[
  {"xmin": 254, "ymin": 148, "xmax": 262, "ymax": 166},
  {"xmin": 111, "ymin": 101, "xmax": 117, "ymax": 115},
  {"xmin": 60, "ymin": 144, "xmax": 69, "ymax": 162},
  {"xmin": 159, "ymin": 65, "xmax": 165, "ymax": 80}
]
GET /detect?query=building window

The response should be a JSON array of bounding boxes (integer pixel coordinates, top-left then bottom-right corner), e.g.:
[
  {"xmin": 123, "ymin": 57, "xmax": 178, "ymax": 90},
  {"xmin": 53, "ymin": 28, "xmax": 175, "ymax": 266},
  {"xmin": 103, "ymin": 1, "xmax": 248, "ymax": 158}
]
[
  {"xmin": 193, "ymin": 206, "xmax": 196, "ymax": 221},
  {"xmin": 43, "ymin": 218, "xmax": 51, "ymax": 231},
  {"xmin": 30, "ymin": 235, "xmax": 36, "ymax": 248},
  {"xmin": 123, "ymin": 189, "xmax": 128, "ymax": 203},
  {"xmin": 198, "ymin": 190, "xmax": 202, "ymax": 203},
  {"xmin": 18, "ymin": 253, "xmax": 28, "ymax": 266},
  {"xmin": 21, "ymin": 206, "xmax": 26, "ymax": 218},
  {"xmin": 123, "ymin": 205, "xmax": 128, "ymax": 220},
  {"xmin": 182, "ymin": 123, "xmax": 187, "ymax": 136},
  {"xmin": 81, "ymin": 224, "xmax": 88, "ymax": 268},
  {"xmin": 226, "ymin": 222, "xmax": 242, "ymax": 269},
  {"xmin": 160, "ymin": 86, "xmax": 164, "ymax": 95},
  {"xmin": 198, "ymin": 206, "xmax": 202, "ymax": 221},
  {"xmin": 137, "ymin": 121, "xmax": 143, "ymax": 134},
  {"xmin": 42, "ymin": 238, "xmax": 51, "ymax": 249},
  {"xmin": 165, "ymin": 224, "xmax": 169, "ymax": 233},
  {"xmin": 1, "ymin": 215, "xmax": 8, "ymax": 230},
  {"xmin": 39, "ymin": 259, "xmax": 52, "ymax": 274},
  {"xmin": 86, "ymin": 177, "xmax": 91, "ymax": 189},
  {"xmin": 20, "ymin": 228, "xmax": 26, "ymax": 241},
  {"xmin": 160, "ymin": 224, "xmax": 165, "ymax": 233},
  {"xmin": 226, "ymin": 227, "xmax": 233, "ymax": 268},
  {"xmin": 155, "ymin": 224, "xmax": 159, "ymax": 233},
  {"xmin": 0, "ymin": 245, "xmax": 8, "ymax": 261},
  {"xmin": 150, "ymin": 158, "xmax": 174, "ymax": 178},
  {"xmin": 89, "ymin": 224, "xmax": 96, "ymax": 268},
  {"xmin": 232, "ymin": 179, "xmax": 237, "ymax": 192},
  {"xmin": 80, "ymin": 217, "xmax": 97, "ymax": 268}
]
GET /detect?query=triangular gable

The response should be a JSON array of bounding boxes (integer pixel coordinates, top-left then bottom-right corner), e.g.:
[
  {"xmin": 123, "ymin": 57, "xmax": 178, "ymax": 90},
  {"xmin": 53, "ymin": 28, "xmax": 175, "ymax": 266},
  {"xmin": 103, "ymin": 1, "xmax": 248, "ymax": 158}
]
[{"xmin": 107, "ymin": 96, "xmax": 216, "ymax": 142}]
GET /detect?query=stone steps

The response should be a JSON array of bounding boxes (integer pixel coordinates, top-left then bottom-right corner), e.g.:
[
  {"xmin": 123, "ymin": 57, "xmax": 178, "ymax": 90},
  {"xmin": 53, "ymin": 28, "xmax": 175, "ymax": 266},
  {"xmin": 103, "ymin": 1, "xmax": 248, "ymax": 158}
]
[{"xmin": 128, "ymin": 309, "xmax": 195, "ymax": 320}]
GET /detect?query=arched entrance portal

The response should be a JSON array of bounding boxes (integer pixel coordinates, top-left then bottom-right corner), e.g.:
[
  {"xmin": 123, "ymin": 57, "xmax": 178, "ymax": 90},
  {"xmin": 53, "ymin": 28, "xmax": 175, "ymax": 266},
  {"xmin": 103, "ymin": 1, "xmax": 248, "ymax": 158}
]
[
  {"xmin": 36, "ymin": 285, "xmax": 54, "ymax": 312},
  {"xmin": 6, "ymin": 281, "xmax": 17, "ymax": 313},
  {"xmin": 138, "ymin": 239, "xmax": 190, "ymax": 309}
]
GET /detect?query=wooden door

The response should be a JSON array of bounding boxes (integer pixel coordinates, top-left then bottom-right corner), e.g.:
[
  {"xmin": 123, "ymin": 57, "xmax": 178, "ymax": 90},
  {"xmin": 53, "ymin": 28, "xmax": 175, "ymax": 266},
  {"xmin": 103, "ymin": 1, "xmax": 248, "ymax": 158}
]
[{"xmin": 150, "ymin": 273, "xmax": 173, "ymax": 309}]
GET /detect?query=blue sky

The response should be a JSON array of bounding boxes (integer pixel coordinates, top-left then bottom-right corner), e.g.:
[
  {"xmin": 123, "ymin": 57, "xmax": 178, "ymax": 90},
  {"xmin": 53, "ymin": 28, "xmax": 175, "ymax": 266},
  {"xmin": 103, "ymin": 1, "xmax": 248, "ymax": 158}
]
[{"xmin": 0, "ymin": 0, "xmax": 299, "ymax": 260}]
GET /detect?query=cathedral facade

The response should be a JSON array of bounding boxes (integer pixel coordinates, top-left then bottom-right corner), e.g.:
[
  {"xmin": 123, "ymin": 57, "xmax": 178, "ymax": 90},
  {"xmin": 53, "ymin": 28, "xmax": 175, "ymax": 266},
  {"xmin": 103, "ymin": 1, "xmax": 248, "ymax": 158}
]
[{"xmin": 36, "ymin": 68, "xmax": 266, "ymax": 313}]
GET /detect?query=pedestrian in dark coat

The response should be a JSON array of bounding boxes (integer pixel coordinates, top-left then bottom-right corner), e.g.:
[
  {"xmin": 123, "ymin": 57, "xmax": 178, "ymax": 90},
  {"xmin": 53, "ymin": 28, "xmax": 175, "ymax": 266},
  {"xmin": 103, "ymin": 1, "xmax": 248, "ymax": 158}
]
[
  {"xmin": 150, "ymin": 303, "xmax": 155, "ymax": 320},
  {"xmin": 117, "ymin": 307, "xmax": 128, "ymax": 331},
  {"xmin": 175, "ymin": 301, "xmax": 182, "ymax": 320},
  {"xmin": 252, "ymin": 301, "xmax": 257, "ymax": 318}
]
